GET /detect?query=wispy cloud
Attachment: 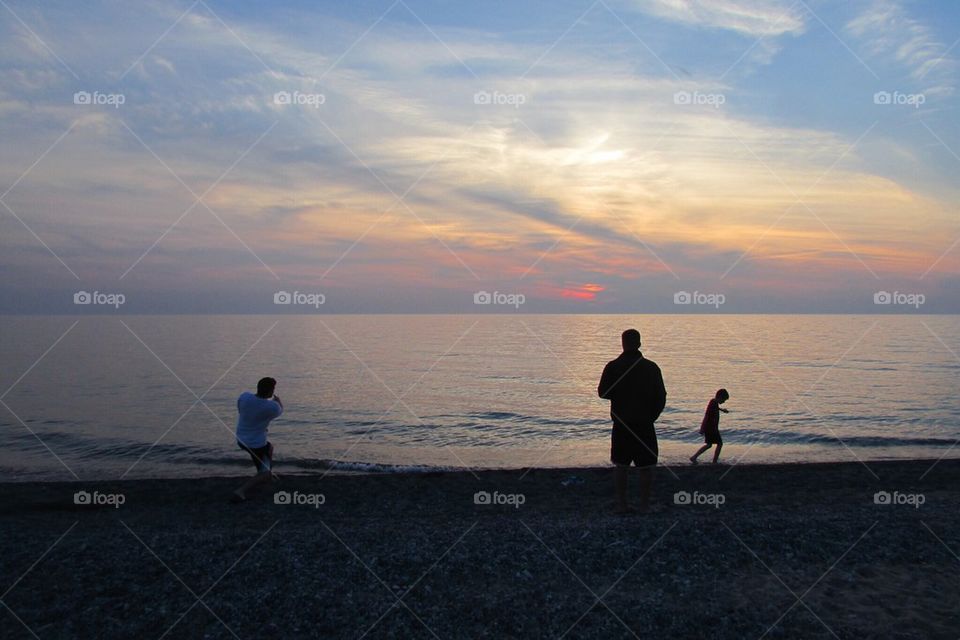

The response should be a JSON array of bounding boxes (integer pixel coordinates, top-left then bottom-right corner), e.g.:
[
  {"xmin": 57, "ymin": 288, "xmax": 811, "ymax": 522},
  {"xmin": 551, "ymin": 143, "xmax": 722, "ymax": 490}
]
[
  {"xmin": 632, "ymin": 0, "xmax": 806, "ymax": 37},
  {"xmin": 846, "ymin": 0, "xmax": 956, "ymax": 96}
]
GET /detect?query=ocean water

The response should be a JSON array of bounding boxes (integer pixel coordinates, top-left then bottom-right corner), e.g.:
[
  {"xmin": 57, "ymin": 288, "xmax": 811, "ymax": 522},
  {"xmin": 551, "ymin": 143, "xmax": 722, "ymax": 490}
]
[{"xmin": 0, "ymin": 314, "xmax": 957, "ymax": 481}]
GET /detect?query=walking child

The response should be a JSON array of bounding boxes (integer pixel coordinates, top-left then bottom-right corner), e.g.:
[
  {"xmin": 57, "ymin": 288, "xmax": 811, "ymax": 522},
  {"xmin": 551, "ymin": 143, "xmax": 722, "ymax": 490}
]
[{"xmin": 690, "ymin": 388, "xmax": 729, "ymax": 464}]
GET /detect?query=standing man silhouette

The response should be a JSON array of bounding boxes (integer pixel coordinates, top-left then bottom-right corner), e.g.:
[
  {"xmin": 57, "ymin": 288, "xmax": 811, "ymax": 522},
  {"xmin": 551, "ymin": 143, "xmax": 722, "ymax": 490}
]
[{"xmin": 598, "ymin": 329, "xmax": 667, "ymax": 514}]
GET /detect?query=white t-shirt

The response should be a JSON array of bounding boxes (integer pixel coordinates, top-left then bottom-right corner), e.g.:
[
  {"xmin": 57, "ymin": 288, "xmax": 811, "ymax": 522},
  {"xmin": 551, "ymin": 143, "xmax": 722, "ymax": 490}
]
[{"xmin": 235, "ymin": 392, "xmax": 283, "ymax": 448}]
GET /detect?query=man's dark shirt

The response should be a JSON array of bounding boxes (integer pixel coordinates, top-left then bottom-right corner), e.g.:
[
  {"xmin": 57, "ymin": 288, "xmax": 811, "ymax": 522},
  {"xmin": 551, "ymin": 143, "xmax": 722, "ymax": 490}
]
[{"xmin": 597, "ymin": 350, "xmax": 667, "ymax": 426}]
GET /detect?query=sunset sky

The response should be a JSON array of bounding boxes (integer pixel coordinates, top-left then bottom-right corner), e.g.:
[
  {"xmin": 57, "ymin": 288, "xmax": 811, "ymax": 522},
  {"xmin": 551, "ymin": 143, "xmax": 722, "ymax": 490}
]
[{"xmin": 1, "ymin": 0, "xmax": 958, "ymax": 312}]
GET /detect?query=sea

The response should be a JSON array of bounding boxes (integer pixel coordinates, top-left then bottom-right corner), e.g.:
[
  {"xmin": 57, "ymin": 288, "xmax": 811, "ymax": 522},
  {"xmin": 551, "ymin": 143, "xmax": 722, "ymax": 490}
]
[{"xmin": 1, "ymin": 314, "xmax": 957, "ymax": 481}]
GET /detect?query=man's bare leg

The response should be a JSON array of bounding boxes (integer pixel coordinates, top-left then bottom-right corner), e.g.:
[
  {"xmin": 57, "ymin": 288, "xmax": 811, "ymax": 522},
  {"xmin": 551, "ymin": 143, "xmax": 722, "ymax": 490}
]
[
  {"xmin": 614, "ymin": 465, "xmax": 631, "ymax": 513},
  {"xmin": 233, "ymin": 470, "xmax": 271, "ymax": 500},
  {"xmin": 637, "ymin": 466, "xmax": 653, "ymax": 512},
  {"xmin": 233, "ymin": 444, "xmax": 274, "ymax": 500}
]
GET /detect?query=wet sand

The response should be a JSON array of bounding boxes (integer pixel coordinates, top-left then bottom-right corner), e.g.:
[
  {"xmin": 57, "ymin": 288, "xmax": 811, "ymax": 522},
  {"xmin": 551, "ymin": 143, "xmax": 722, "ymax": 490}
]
[{"xmin": 1, "ymin": 459, "xmax": 957, "ymax": 639}]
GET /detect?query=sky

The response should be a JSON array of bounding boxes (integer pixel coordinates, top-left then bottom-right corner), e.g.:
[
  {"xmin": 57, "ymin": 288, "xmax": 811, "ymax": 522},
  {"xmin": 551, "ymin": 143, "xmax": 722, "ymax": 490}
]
[{"xmin": 0, "ymin": 0, "xmax": 958, "ymax": 313}]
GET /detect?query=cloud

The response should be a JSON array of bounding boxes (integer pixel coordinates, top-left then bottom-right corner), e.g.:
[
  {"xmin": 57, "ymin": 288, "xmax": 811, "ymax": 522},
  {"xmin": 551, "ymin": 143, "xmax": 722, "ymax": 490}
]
[
  {"xmin": 846, "ymin": 0, "xmax": 956, "ymax": 96},
  {"xmin": 631, "ymin": 0, "xmax": 807, "ymax": 37}
]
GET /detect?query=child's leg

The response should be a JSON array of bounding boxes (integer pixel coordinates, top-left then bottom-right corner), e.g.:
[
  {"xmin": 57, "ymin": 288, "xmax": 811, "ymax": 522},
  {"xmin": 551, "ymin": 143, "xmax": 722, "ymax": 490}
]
[
  {"xmin": 712, "ymin": 442, "xmax": 722, "ymax": 463},
  {"xmin": 690, "ymin": 444, "xmax": 711, "ymax": 462}
]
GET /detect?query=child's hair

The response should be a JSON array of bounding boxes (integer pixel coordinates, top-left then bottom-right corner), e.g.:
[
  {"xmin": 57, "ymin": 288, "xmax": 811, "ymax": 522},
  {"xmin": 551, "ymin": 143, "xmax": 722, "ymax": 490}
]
[{"xmin": 716, "ymin": 388, "xmax": 730, "ymax": 401}]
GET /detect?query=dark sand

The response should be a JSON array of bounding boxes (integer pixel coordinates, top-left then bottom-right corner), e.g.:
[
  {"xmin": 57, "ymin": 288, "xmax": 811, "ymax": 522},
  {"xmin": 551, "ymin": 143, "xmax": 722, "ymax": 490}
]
[{"xmin": 1, "ymin": 459, "xmax": 957, "ymax": 639}]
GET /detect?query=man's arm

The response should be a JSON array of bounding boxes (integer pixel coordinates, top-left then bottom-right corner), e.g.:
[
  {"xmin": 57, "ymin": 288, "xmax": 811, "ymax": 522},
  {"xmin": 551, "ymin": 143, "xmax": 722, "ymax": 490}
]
[
  {"xmin": 598, "ymin": 362, "xmax": 615, "ymax": 399},
  {"xmin": 271, "ymin": 394, "xmax": 283, "ymax": 417},
  {"xmin": 650, "ymin": 366, "xmax": 666, "ymax": 421}
]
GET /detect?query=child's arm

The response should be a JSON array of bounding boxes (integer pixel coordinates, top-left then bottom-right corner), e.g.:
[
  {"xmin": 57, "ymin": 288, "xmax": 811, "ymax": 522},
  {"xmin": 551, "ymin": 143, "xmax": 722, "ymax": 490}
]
[{"xmin": 719, "ymin": 407, "xmax": 729, "ymax": 413}]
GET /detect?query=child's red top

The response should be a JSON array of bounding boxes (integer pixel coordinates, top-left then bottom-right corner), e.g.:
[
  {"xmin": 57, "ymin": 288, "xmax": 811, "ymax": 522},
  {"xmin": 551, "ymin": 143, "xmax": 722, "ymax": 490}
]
[{"xmin": 700, "ymin": 398, "xmax": 720, "ymax": 434}]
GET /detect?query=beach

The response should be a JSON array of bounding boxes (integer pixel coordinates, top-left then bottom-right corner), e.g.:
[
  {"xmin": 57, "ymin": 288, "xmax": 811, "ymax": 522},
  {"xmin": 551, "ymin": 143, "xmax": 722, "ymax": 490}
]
[{"xmin": 2, "ymin": 459, "xmax": 957, "ymax": 639}]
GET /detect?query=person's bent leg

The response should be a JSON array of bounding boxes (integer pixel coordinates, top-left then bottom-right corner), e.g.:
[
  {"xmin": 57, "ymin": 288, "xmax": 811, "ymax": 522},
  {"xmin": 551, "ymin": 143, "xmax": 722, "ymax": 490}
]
[{"xmin": 234, "ymin": 469, "xmax": 271, "ymax": 500}]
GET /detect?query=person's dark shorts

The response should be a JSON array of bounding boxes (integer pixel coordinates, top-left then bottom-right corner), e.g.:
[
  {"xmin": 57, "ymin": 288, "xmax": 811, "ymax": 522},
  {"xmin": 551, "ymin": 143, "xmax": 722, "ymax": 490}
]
[
  {"xmin": 238, "ymin": 441, "xmax": 272, "ymax": 473},
  {"xmin": 704, "ymin": 430, "xmax": 722, "ymax": 445},
  {"xmin": 611, "ymin": 422, "xmax": 658, "ymax": 467}
]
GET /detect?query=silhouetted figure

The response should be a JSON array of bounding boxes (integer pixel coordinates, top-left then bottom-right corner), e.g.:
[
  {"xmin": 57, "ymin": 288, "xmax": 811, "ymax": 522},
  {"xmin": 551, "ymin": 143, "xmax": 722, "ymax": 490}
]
[
  {"xmin": 691, "ymin": 389, "xmax": 730, "ymax": 465},
  {"xmin": 232, "ymin": 377, "xmax": 283, "ymax": 502},
  {"xmin": 598, "ymin": 329, "xmax": 667, "ymax": 514}
]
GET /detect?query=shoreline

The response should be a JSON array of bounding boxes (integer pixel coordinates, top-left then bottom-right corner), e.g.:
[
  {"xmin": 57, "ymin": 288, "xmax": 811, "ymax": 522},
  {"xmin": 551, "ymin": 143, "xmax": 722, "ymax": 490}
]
[
  {"xmin": 2, "ymin": 459, "xmax": 957, "ymax": 638},
  {"xmin": 6, "ymin": 453, "xmax": 959, "ymax": 485}
]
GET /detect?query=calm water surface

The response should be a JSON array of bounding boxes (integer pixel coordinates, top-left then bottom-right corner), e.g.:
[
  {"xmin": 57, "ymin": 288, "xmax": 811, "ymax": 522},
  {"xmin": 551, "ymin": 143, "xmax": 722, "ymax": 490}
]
[{"xmin": 1, "ymin": 315, "xmax": 957, "ymax": 481}]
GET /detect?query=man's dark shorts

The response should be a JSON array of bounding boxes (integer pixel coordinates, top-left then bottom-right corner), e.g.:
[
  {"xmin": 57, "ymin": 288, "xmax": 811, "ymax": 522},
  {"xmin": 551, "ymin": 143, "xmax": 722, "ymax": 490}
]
[
  {"xmin": 611, "ymin": 422, "xmax": 658, "ymax": 468},
  {"xmin": 238, "ymin": 441, "xmax": 272, "ymax": 473}
]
